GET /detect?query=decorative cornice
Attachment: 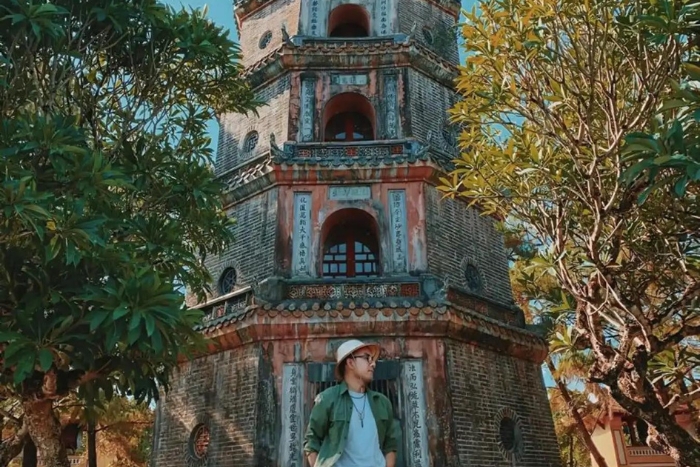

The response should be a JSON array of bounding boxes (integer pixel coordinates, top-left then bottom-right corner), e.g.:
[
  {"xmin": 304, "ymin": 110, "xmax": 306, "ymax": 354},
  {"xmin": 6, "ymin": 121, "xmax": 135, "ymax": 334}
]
[
  {"xmin": 217, "ymin": 138, "xmax": 455, "ymax": 203},
  {"xmin": 196, "ymin": 276, "xmax": 524, "ymax": 331},
  {"xmin": 271, "ymin": 138, "xmax": 437, "ymax": 165},
  {"xmin": 242, "ymin": 37, "xmax": 459, "ymax": 89},
  {"xmin": 195, "ymin": 302, "xmax": 548, "ymax": 363}
]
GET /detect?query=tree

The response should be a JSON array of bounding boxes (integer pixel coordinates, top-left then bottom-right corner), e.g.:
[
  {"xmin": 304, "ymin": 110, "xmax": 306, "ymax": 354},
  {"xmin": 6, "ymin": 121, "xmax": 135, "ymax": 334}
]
[
  {"xmin": 549, "ymin": 388, "xmax": 594, "ymax": 467},
  {"xmin": 510, "ymin": 247, "xmax": 610, "ymax": 467},
  {"xmin": 441, "ymin": 0, "xmax": 700, "ymax": 464},
  {"xmin": 0, "ymin": 399, "xmax": 27, "ymax": 467},
  {"xmin": 90, "ymin": 397, "xmax": 153, "ymax": 467},
  {"xmin": 0, "ymin": 1, "xmax": 258, "ymax": 466}
]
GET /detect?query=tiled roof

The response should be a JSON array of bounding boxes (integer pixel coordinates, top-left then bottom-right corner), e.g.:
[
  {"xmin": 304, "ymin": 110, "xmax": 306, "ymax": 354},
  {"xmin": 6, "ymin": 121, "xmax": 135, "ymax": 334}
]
[
  {"xmin": 195, "ymin": 298, "xmax": 547, "ymax": 355},
  {"xmin": 243, "ymin": 38, "xmax": 458, "ymax": 85},
  {"xmin": 221, "ymin": 153, "xmax": 273, "ymax": 191}
]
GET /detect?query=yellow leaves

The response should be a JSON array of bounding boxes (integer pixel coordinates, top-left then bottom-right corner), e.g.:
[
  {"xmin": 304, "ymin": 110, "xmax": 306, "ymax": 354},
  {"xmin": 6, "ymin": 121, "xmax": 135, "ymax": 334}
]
[
  {"xmin": 489, "ymin": 28, "xmax": 505, "ymax": 49},
  {"xmin": 467, "ymin": 55, "xmax": 487, "ymax": 67}
]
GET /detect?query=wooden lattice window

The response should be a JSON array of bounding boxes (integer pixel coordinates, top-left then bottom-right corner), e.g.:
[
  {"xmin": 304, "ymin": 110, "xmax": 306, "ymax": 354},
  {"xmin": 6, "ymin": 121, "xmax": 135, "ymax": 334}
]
[
  {"xmin": 325, "ymin": 112, "xmax": 373, "ymax": 142},
  {"xmin": 305, "ymin": 361, "xmax": 406, "ymax": 467},
  {"xmin": 323, "ymin": 93, "xmax": 376, "ymax": 143},
  {"xmin": 322, "ymin": 225, "xmax": 379, "ymax": 278}
]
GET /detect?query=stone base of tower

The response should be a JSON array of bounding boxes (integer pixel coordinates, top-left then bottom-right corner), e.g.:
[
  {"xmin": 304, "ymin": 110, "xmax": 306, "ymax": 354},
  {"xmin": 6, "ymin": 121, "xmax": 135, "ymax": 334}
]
[{"xmin": 152, "ymin": 302, "xmax": 561, "ymax": 467}]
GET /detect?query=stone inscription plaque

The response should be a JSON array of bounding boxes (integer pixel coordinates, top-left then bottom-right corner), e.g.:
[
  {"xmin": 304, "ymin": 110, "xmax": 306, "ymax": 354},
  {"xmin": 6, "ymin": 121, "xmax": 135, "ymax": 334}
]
[
  {"xmin": 402, "ymin": 360, "xmax": 429, "ymax": 467},
  {"xmin": 331, "ymin": 74, "xmax": 368, "ymax": 86},
  {"xmin": 280, "ymin": 364, "xmax": 304, "ymax": 467},
  {"xmin": 384, "ymin": 74, "xmax": 399, "ymax": 138},
  {"xmin": 293, "ymin": 193, "xmax": 312, "ymax": 276},
  {"xmin": 329, "ymin": 186, "xmax": 371, "ymax": 201},
  {"xmin": 389, "ymin": 190, "xmax": 408, "ymax": 272},
  {"xmin": 379, "ymin": 0, "xmax": 390, "ymax": 35},
  {"xmin": 300, "ymin": 78, "xmax": 315, "ymax": 142},
  {"xmin": 306, "ymin": 0, "xmax": 322, "ymax": 36}
]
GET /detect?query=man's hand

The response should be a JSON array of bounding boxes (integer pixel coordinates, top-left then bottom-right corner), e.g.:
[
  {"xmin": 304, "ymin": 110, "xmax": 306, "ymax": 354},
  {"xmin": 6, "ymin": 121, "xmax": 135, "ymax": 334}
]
[
  {"xmin": 385, "ymin": 451, "xmax": 396, "ymax": 467},
  {"xmin": 307, "ymin": 452, "xmax": 318, "ymax": 467}
]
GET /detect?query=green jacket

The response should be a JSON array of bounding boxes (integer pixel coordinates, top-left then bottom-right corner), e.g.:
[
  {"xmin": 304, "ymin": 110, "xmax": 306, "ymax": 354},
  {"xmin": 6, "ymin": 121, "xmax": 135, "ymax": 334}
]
[{"xmin": 303, "ymin": 382, "xmax": 399, "ymax": 467}]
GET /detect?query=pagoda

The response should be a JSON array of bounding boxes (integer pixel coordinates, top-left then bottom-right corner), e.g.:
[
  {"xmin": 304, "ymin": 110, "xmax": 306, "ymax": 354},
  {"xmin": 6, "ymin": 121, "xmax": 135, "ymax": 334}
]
[{"xmin": 151, "ymin": 1, "xmax": 561, "ymax": 466}]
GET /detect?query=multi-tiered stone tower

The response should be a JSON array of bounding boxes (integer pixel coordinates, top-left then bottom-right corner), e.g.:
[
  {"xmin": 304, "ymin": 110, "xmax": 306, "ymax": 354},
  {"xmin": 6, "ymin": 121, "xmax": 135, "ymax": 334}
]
[{"xmin": 151, "ymin": 1, "xmax": 561, "ymax": 466}]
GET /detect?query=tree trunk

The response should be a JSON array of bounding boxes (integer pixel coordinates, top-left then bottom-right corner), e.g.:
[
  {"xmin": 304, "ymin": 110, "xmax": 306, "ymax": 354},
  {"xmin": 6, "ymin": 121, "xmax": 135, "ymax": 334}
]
[
  {"xmin": 22, "ymin": 438, "xmax": 36, "ymax": 467},
  {"xmin": 546, "ymin": 357, "xmax": 609, "ymax": 467},
  {"xmin": 0, "ymin": 423, "xmax": 28, "ymax": 467},
  {"xmin": 22, "ymin": 399, "xmax": 69, "ymax": 467},
  {"xmin": 608, "ymin": 379, "xmax": 700, "ymax": 467},
  {"xmin": 87, "ymin": 421, "xmax": 97, "ymax": 467},
  {"xmin": 568, "ymin": 433, "xmax": 574, "ymax": 467}
]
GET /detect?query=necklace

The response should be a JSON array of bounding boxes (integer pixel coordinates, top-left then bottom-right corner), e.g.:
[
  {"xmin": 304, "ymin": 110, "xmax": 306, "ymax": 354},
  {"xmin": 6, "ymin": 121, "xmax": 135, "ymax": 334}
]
[{"xmin": 350, "ymin": 393, "xmax": 367, "ymax": 428}]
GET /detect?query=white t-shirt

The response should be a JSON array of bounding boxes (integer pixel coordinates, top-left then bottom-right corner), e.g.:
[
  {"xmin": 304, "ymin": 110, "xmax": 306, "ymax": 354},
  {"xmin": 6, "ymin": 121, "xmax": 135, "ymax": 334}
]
[{"xmin": 335, "ymin": 390, "xmax": 386, "ymax": 467}]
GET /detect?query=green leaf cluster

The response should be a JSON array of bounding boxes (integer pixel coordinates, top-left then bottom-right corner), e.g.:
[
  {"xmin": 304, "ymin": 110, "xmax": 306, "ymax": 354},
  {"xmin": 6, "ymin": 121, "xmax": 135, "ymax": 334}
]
[{"xmin": 0, "ymin": 0, "xmax": 258, "ymax": 405}]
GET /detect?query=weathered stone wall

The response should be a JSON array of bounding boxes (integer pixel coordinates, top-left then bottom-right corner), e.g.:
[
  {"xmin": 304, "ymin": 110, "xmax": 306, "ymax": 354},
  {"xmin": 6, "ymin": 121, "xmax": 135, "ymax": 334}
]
[
  {"xmin": 152, "ymin": 345, "xmax": 261, "ymax": 467},
  {"xmin": 424, "ymin": 185, "xmax": 514, "ymax": 307},
  {"xmin": 239, "ymin": 0, "xmax": 301, "ymax": 68},
  {"xmin": 446, "ymin": 340, "xmax": 561, "ymax": 467},
  {"xmin": 405, "ymin": 68, "xmax": 458, "ymax": 151},
  {"xmin": 398, "ymin": 0, "xmax": 459, "ymax": 63},
  {"xmin": 204, "ymin": 189, "xmax": 279, "ymax": 298},
  {"xmin": 215, "ymin": 75, "xmax": 291, "ymax": 174}
]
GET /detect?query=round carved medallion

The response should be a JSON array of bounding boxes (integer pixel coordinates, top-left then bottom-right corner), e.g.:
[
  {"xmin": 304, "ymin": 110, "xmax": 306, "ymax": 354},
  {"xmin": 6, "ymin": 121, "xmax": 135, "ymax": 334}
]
[
  {"xmin": 219, "ymin": 267, "xmax": 237, "ymax": 295},
  {"xmin": 243, "ymin": 131, "xmax": 259, "ymax": 153},
  {"xmin": 464, "ymin": 264, "xmax": 483, "ymax": 292},
  {"xmin": 422, "ymin": 26, "xmax": 434, "ymax": 45},
  {"xmin": 494, "ymin": 407, "xmax": 525, "ymax": 462},
  {"xmin": 185, "ymin": 424, "xmax": 210, "ymax": 466},
  {"xmin": 259, "ymin": 30, "xmax": 272, "ymax": 49}
]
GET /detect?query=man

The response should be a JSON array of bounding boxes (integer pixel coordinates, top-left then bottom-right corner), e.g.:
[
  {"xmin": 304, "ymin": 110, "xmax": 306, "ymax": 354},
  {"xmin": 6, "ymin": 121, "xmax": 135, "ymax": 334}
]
[{"xmin": 303, "ymin": 339, "xmax": 399, "ymax": 467}]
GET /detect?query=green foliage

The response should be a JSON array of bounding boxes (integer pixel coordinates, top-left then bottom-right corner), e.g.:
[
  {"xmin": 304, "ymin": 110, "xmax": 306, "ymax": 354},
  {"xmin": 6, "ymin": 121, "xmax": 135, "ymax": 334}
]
[
  {"xmin": 444, "ymin": 0, "xmax": 700, "ymax": 463},
  {"xmin": 0, "ymin": 0, "xmax": 258, "ymax": 407},
  {"xmin": 621, "ymin": 14, "xmax": 700, "ymax": 198}
]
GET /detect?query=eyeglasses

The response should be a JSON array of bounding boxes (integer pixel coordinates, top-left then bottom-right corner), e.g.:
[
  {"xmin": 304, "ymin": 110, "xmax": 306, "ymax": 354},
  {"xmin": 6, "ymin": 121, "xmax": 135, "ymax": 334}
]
[{"xmin": 351, "ymin": 353, "xmax": 375, "ymax": 364}]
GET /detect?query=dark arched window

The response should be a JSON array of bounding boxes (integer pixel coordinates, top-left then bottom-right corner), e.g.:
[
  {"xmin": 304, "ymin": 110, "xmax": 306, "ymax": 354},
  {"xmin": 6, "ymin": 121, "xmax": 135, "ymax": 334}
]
[
  {"xmin": 322, "ymin": 209, "xmax": 380, "ymax": 278},
  {"xmin": 328, "ymin": 5, "xmax": 370, "ymax": 38},
  {"xmin": 323, "ymin": 93, "xmax": 376, "ymax": 143},
  {"xmin": 325, "ymin": 112, "xmax": 373, "ymax": 142}
]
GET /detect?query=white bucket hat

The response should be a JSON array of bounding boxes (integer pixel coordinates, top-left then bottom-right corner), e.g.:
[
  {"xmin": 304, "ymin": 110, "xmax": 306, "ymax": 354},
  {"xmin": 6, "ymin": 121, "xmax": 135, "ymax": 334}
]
[{"xmin": 334, "ymin": 339, "xmax": 381, "ymax": 381}]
